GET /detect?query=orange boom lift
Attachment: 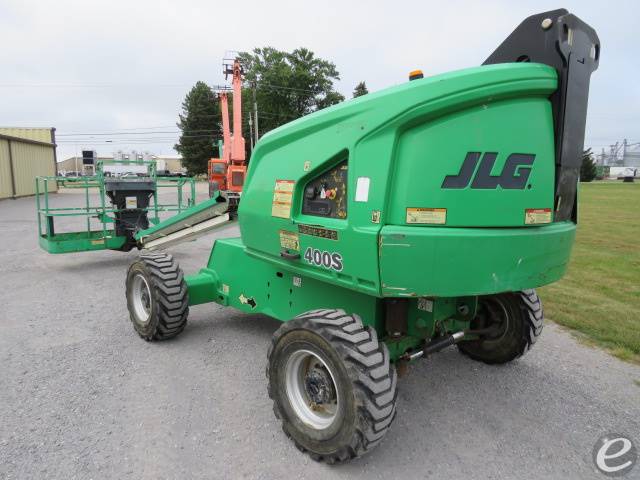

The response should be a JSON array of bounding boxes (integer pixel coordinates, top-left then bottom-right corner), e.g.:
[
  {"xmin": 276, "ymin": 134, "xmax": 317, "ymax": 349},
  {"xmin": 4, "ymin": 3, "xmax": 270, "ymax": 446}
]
[{"xmin": 208, "ymin": 59, "xmax": 246, "ymax": 208}]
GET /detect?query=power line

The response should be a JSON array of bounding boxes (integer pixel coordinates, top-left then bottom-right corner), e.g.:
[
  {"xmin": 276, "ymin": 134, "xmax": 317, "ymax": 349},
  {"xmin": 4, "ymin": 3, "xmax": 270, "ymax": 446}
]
[
  {"xmin": 56, "ymin": 130, "xmax": 221, "ymax": 137},
  {"xmin": 56, "ymin": 133, "xmax": 223, "ymax": 142},
  {"xmin": 56, "ymin": 111, "xmax": 306, "ymax": 138},
  {"xmin": 255, "ymin": 82, "xmax": 320, "ymax": 94},
  {"xmin": 0, "ymin": 80, "xmax": 335, "ymax": 96},
  {"xmin": 0, "ymin": 83, "xmax": 191, "ymax": 88},
  {"xmin": 57, "ymin": 138, "xmax": 221, "ymax": 144}
]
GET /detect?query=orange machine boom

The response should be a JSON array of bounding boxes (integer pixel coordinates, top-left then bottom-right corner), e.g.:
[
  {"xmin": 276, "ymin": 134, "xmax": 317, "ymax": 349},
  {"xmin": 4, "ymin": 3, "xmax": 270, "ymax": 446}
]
[{"xmin": 208, "ymin": 58, "xmax": 247, "ymax": 207}]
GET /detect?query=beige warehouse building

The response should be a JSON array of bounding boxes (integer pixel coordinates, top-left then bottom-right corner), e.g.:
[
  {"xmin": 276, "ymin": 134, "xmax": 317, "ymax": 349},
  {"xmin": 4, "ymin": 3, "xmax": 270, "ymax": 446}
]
[
  {"xmin": 57, "ymin": 154, "xmax": 185, "ymax": 174},
  {"xmin": 0, "ymin": 127, "xmax": 57, "ymax": 199}
]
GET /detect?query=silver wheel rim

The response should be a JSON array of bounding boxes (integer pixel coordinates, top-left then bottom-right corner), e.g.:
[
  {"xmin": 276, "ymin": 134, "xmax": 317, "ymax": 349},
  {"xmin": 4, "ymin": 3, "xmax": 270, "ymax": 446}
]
[
  {"xmin": 131, "ymin": 273, "xmax": 152, "ymax": 324},
  {"xmin": 284, "ymin": 349, "xmax": 339, "ymax": 430}
]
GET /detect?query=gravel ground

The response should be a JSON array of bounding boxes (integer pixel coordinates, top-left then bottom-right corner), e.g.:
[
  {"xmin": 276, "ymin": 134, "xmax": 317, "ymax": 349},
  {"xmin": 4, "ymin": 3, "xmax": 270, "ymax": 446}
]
[{"xmin": 1, "ymin": 187, "xmax": 639, "ymax": 479}]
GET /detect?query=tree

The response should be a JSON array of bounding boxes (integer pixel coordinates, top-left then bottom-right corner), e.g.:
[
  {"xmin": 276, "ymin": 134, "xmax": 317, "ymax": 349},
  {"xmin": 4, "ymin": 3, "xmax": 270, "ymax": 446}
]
[
  {"xmin": 238, "ymin": 47, "xmax": 345, "ymax": 136},
  {"xmin": 175, "ymin": 81, "xmax": 220, "ymax": 175},
  {"xmin": 580, "ymin": 148, "xmax": 597, "ymax": 182},
  {"xmin": 352, "ymin": 81, "xmax": 368, "ymax": 98}
]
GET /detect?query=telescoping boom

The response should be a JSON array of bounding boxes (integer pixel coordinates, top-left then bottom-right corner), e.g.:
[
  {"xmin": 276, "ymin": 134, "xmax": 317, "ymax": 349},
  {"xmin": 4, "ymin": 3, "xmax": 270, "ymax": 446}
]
[{"xmin": 208, "ymin": 59, "xmax": 247, "ymax": 207}]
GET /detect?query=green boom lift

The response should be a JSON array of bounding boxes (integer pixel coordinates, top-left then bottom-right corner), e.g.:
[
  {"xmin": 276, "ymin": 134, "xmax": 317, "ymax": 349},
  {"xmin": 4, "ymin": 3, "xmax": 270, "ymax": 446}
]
[{"xmin": 124, "ymin": 10, "xmax": 599, "ymax": 462}]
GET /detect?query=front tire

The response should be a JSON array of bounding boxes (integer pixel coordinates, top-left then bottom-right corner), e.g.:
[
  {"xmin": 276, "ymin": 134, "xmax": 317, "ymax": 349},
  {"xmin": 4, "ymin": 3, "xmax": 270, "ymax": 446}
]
[
  {"xmin": 458, "ymin": 289, "xmax": 543, "ymax": 364},
  {"xmin": 267, "ymin": 309, "xmax": 397, "ymax": 464},
  {"xmin": 125, "ymin": 252, "xmax": 188, "ymax": 341}
]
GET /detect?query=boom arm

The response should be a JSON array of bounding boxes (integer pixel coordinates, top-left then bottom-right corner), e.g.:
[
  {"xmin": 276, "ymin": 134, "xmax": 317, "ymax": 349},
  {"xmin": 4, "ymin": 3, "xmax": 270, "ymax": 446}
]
[
  {"xmin": 483, "ymin": 9, "xmax": 600, "ymax": 222},
  {"xmin": 220, "ymin": 92, "xmax": 231, "ymax": 163},
  {"xmin": 230, "ymin": 59, "xmax": 246, "ymax": 164}
]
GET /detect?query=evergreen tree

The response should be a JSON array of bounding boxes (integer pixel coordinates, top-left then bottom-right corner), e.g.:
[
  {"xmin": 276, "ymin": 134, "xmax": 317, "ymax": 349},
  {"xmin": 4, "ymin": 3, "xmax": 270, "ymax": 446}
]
[
  {"xmin": 580, "ymin": 148, "xmax": 597, "ymax": 182},
  {"xmin": 175, "ymin": 82, "xmax": 220, "ymax": 174},
  {"xmin": 352, "ymin": 81, "xmax": 369, "ymax": 98}
]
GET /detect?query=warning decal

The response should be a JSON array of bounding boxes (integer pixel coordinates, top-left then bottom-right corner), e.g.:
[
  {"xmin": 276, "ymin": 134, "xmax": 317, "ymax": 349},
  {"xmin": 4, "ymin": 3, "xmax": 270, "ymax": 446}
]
[
  {"xmin": 525, "ymin": 208, "xmax": 552, "ymax": 225},
  {"xmin": 272, "ymin": 179, "xmax": 295, "ymax": 218},
  {"xmin": 279, "ymin": 230, "xmax": 300, "ymax": 251},
  {"xmin": 406, "ymin": 208, "xmax": 447, "ymax": 225}
]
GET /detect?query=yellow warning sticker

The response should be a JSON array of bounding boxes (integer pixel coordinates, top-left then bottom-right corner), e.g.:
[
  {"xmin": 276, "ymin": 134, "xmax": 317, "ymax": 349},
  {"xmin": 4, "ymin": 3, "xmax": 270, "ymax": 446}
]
[
  {"xmin": 272, "ymin": 179, "xmax": 295, "ymax": 218},
  {"xmin": 525, "ymin": 208, "xmax": 552, "ymax": 224},
  {"xmin": 406, "ymin": 208, "xmax": 447, "ymax": 225},
  {"xmin": 279, "ymin": 230, "xmax": 300, "ymax": 251},
  {"xmin": 91, "ymin": 239, "xmax": 105, "ymax": 245}
]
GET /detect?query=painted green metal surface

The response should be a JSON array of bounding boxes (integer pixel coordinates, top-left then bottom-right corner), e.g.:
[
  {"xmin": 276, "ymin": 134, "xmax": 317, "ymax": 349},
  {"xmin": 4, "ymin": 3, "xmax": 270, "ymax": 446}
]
[
  {"xmin": 236, "ymin": 63, "xmax": 559, "ymax": 297},
  {"xmin": 180, "ymin": 62, "xmax": 577, "ymax": 360},
  {"xmin": 186, "ymin": 237, "xmax": 480, "ymax": 361},
  {"xmin": 186, "ymin": 238, "xmax": 381, "ymax": 329},
  {"xmin": 387, "ymin": 96, "xmax": 555, "ymax": 227},
  {"xmin": 379, "ymin": 221, "xmax": 575, "ymax": 297},
  {"xmin": 39, "ymin": 230, "xmax": 126, "ymax": 254}
]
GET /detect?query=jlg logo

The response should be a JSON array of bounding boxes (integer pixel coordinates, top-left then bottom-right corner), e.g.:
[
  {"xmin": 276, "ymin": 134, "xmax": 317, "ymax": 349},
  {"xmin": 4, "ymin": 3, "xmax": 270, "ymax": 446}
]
[{"xmin": 442, "ymin": 152, "xmax": 535, "ymax": 189}]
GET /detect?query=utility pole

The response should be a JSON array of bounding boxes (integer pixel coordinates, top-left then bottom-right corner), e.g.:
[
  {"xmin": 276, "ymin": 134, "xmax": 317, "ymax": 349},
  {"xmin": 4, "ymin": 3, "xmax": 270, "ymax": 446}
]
[
  {"xmin": 252, "ymin": 82, "xmax": 259, "ymax": 145},
  {"xmin": 248, "ymin": 113, "xmax": 254, "ymax": 152}
]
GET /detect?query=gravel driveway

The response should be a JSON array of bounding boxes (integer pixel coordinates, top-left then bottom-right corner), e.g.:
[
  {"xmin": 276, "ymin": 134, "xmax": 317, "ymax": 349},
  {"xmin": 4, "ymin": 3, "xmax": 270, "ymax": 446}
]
[{"xmin": 1, "ymin": 190, "xmax": 639, "ymax": 479}]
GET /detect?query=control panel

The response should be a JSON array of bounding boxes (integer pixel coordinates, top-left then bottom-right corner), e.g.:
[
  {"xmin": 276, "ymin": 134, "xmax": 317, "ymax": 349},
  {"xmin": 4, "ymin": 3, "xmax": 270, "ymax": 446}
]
[{"xmin": 302, "ymin": 161, "xmax": 348, "ymax": 219}]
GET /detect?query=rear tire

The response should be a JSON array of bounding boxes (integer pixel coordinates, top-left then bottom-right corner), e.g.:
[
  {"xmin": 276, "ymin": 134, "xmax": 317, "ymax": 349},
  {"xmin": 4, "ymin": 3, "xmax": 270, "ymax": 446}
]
[
  {"xmin": 125, "ymin": 252, "xmax": 188, "ymax": 341},
  {"xmin": 267, "ymin": 309, "xmax": 397, "ymax": 464},
  {"xmin": 458, "ymin": 289, "xmax": 543, "ymax": 364}
]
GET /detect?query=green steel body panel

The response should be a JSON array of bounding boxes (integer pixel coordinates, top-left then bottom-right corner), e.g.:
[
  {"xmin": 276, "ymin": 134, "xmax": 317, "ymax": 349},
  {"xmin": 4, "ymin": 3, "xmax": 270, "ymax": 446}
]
[
  {"xmin": 387, "ymin": 96, "xmax": 555, "ymax": 227},
  {"xmin": 237, "ymin": 63, "xmax": 559, "ymax": 298},
  {"xmin": 39, "ymin": 230, "xmax": 126, "ymax": 254},
  {"xmin": 178, "ymin": 63, "xmax": 579, "ymax": 361},
  {"xmin": 379, "ymin": 221, "xmax": 575, "ymax": 297},
  {"xmin": 186, "ymin": 238, "xmax": 381, "ymax": 328},
  {"xmin": 186, "ymin": 238, "xmax": 480, "ymax": 361}
]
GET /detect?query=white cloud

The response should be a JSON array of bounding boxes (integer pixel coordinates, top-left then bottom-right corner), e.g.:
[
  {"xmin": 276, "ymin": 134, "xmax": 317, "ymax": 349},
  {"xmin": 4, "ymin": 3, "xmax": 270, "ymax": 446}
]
[{"xmin": 0, "ymin": 0, "xmax": 637, "ymax": 159}]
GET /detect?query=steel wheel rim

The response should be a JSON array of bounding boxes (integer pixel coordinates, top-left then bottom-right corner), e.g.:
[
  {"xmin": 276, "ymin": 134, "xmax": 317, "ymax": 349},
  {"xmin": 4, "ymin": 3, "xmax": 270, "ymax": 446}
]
[
  {"xmin": 284, "ymin": 349, "xmax": 339, "ymax": 430},
  {"xmin": 478, "ymin": 297, "xmax": 510, "ymax": 343},
  {"xmin": 131, "ymin": 273, "xmax": 152, "ymax": 324}
]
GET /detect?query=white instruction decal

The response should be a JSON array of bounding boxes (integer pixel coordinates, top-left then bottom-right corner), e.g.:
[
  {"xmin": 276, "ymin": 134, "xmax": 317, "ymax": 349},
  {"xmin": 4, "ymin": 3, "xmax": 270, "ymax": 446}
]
[{"xmin": 355, "ymin": 177, "xmax": 370, "ymax": 202}]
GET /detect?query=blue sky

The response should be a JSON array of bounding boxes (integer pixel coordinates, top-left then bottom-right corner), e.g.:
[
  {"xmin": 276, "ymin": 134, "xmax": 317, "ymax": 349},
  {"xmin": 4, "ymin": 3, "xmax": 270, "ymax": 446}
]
[{"xmin": 0, "ymin": 0, "xmax": 637, "ymax": 160}]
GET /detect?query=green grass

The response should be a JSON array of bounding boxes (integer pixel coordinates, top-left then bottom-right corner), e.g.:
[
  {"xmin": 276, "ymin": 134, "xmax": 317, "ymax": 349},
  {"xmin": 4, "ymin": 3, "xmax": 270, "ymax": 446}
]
[{"xmin": 539, "ymin": 181, "xmax": 640, "ymax": 364}]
